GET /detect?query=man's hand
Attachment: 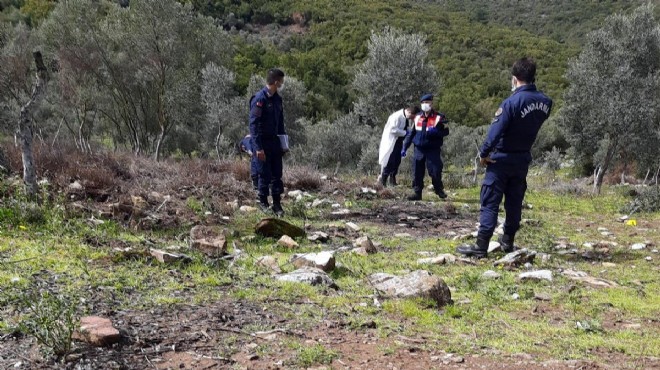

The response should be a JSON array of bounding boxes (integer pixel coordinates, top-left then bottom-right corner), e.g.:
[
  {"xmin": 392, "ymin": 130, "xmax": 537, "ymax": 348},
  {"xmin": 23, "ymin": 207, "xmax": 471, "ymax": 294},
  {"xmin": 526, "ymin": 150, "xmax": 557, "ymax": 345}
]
[
  {"xmin": 480, "ymin": 156, "xmax": 495, "ymax": 167},
  {"xmin": 256, "ymin": 150, "xmax": 266, "ymax": 162},
  {"xmin": 401, "ymin": 150, "xmax": 407, "ymax": 158}
]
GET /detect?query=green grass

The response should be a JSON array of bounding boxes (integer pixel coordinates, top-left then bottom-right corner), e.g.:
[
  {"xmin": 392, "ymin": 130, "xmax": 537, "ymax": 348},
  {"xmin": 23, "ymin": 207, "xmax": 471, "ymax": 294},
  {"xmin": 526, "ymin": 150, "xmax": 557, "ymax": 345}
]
[{"xmin": 1, "ymin": 171, "xmax": 658, "ymax": 365}]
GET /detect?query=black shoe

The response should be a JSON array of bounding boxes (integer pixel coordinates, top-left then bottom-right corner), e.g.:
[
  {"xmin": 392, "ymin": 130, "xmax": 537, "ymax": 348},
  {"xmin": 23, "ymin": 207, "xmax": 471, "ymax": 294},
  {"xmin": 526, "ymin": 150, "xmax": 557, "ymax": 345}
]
[
  {"xmin": 435, "ymin": 189, "xmax": 448, "ymax": 199},
  {"xmin": 456, "ymin": 235, "xmax": 490, "ymax": 258},
  {"xmin": 407, "ymin": 192, "xmax": 422, "ymax": 201},
  {"xmin": 272, "ymin": 203, "xmax": 285, "ymax": 217},
  {"xmin": 379, "ymin": 174, "xmax": 388, "ymax": 187},
  {"xmin": 389, "ymin": 175, "xmax": 397, "ymax": 187},
  {"xmin": 499, "ymin": 234, "xmax": 517, "ymax": 253},
  {"xmin": 257, "ymin": 196, "xmax": 270, "ymax": 212}
]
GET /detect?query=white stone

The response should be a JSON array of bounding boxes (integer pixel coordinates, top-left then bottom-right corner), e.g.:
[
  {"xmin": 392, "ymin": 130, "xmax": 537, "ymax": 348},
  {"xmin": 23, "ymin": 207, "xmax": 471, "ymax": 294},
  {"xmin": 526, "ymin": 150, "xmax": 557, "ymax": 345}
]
[
  {"xmin": 239, "ymin": 205, "xmax": 257, "ymax": 213},
  {"xmin": 646, "ymin": 256, "xmax": 653, "ymax": 261},
  {"xmin": 276, "ymin": 267, "xmax": 336, "ymax": 287},
  {"xmin": 277, "ymin": 235, "xmax": 299, "ymax": 248},
  {"xmin": 488, "ymin": 241, "xmax": 501, "ymax": 253},
  {"xmin": 482, "ymin": 270, "xmax": 501, "ymax": 279},
  {"xmin": 292, "ymin": 251, "xmax": 336, "ymax": 272},
  {"xmin": 69, "ymin": 181, "xmax": 83, "ymax": 190},
  {"xmin": 597, "ymin": 227, "xmax": 609, "ymax": 232},
  {"xmin": 395, "ymin": 233, "xmax": 412, "ymax": 238},
  {"xmin": 345, "ymin": 222, "xmax": 361, "ymax": 232},
  {"xmin": 331, "ymin": 209, "xmax": 350, "ymax": 215},
  {"xmin": 518, "ymin": 270, "xmax": 553, "ymax": 282},
  {"xmin": 417, "ymin": 254, "xmax": 456, "ymax": 265},
  {"xmin": 287, "ymin": 190, "xmax": 303, "ymax": 198},
  {"xmin": 631, "ymin": 243, "xmax": 647, "ymax": 250}
]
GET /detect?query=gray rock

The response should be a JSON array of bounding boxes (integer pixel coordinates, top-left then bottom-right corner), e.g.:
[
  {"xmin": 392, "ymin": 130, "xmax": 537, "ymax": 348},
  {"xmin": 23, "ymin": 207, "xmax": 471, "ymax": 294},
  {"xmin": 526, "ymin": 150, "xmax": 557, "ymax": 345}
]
[
  {"xmin": 534, "ymin": 293, "xmax": 552, "ymax": 301},
  {"xmin": 488, "ymin": 241, "xmax": 502, "ymax": 253},
  {"xmin": 345, "ymin": 222, "xmax": 361, "ymax": 232},
  {"xmin": 276, "ymin": 267, "xmax": 336, "ymax": 287},
  {"xmin": 518, "ymin": 270, "xmax": 553, "ymax": 282},
  {"xmin": 291, "ymin": 251, "xmax": 336, "ymax": 272},
  {"xmin": 562, "ymin": 269, "xmax": 618, "ymax": 288},
  {"xmin": 353, "ymin": 236, "xmax": 377, "ymax": 253},
  {"xmin": 493, "ymin": 249, "xmax": 536, "ymax": 269},
  {"xmin": 417, "ymin": 254, "xmax": 456, "ymax": 265},
  {"xmin": 307, "ymin": 231, "xmax": 329, "ymax": 243},
  {"xmin": 631, "ymin": 243, "xmax": 647, "ymax": 250},
  {"xmin": 255, "ymin": 218, "xmax": 305, "ymax": 239},
  {"xmin": 482, "ymin": 270, "xmax": 502, "ymax": 279},
  {"xmin": 311, "ymin": 199, "xmax": 328, "ymax": 208},
  {"xmin": 368, "ymin": 270, "xmax": 451, "ymax": 307},
  {"xmin": 239, "ymin": 205, "xmax": 257, "ymax": 213}
]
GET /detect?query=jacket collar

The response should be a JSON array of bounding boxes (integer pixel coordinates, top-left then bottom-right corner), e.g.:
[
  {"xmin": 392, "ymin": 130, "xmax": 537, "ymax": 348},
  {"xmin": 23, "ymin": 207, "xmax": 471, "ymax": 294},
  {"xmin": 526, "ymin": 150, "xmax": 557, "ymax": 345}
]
[{"xmin": 512, "ymin": 84, "xmax": 537, "ymax": 95}]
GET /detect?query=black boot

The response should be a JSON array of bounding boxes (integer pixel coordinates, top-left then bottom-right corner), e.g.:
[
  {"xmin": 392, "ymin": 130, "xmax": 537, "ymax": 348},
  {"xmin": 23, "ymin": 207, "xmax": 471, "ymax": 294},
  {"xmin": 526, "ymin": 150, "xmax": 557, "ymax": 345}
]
[
  {"xmin": 435, "ymin": 189, "xmax": 448, "ymax": 199},
  {"xmin": 499, "ymin": 234, "xmax": 516, "ymax": 253},
  {"xmin": 389, "ymin": 175, "xmax": 397, "ymax": 187},
  {"xmin": 272, "ymin": 195, "xmax": 284, "ymax": 217},
  {"xmin": 407, "ymin": 192, "xmax": 422, "ymax": 201},
  {"xmin": 456, "ymin": 234, "xmax": 490, "ymax": 258},
  {"xmin": 257, "ymin": 195, "xmax": 270, "ymax": 212},
  {"xmin": 380, "ymin": 174, "xmax": 388, "ymax": 187},
  {"xmin": 251, "ymin": 176, "xmax": 258, "ymax": 191}
]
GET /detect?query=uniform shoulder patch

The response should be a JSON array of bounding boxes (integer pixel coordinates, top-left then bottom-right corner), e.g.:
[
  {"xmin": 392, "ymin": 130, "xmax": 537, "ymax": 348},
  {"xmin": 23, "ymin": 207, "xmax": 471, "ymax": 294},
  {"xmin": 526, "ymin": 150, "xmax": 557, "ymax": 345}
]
[
  {"xmin": 495, "ymin": 107, "xmax": 503, "ymax": 117},
  {"xmin": 256, "ymin": 101, "xmax": 264, "ymax": 107}
]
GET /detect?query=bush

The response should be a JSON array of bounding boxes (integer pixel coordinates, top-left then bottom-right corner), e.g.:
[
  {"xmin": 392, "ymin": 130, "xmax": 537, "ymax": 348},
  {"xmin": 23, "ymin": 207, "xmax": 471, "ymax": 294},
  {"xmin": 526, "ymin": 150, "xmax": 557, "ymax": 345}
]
[{"xmin": 622, "ymin": 186, "xmax": 660, "ymax": 213}]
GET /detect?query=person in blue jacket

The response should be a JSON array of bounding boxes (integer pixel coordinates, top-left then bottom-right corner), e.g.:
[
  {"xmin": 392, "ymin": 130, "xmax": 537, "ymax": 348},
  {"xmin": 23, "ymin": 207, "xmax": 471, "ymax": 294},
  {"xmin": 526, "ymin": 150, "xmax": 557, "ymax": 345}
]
[
  {"xmin": 238, "ymin": 134, "xmax": 258, "ymax": 190},
  {"xmin": 457, "ymin": 57, "xmax": 553, "ymax": 258},
  {"xmin": 249, "ymin": 68, "xmax": 287, "ymax": 217},
  {"xmin": 401, "ymin": 94, "xmax": 449, "ymax": 201}
]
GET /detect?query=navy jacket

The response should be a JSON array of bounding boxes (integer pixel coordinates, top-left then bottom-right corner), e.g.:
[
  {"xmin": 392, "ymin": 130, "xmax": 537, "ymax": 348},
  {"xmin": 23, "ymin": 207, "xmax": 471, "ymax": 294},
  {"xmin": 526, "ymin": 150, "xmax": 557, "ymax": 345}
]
[
  {"xmin": 403, "ymin": 110, "xmax": 450, "ymax": 151},
  {"xmin": 249, "ymin": 86, "xmax": 285, "ymax": 152},
  {"xmin": 239, "ymin": 135, "xmax": 253, "ymax": 155},
  {"xmin": 480, "ymin": 84, "xmax": 553, "ymax": 162}
]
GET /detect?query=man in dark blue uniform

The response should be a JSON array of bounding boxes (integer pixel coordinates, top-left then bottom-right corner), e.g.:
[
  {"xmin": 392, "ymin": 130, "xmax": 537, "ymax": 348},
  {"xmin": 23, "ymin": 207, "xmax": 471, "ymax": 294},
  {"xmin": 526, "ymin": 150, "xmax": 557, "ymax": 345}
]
[
  {"xmin": 238, "ymin": 134, "xmax": 258, "ymax": 190},
  {"xmin": 458, "ymin": 58, "xmax": 553, "ymax": 258},
  {"xmin": 401, "ymin": 94, "xmax": 449, "ymax": 201},
  {"xmin": 249, "ymin": 68, "xmax": 287, "ymax": 216}
]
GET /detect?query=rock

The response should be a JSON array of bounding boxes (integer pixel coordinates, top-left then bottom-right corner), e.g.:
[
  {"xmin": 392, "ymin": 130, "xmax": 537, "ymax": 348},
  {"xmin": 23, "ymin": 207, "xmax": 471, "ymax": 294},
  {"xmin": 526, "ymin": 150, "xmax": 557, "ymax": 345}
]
[
  {"xmin": 493, "ymin": 249, "xmax": 536, "ymax": 269},
  {"xmin": 277, "ymin": 235, "xmax": 299, "ymax": 248},
  {"xmin": 331, "ymin": 209, "xmax": 351, "ymax": 216},
  {"xmin": 256, "ymin": 256, "xmax": 282, "ymax": 274},
  {"xmin": 189, "ymin": 225, "xmax": 227, "ymax": 257},
  {"xmin": 291, "ymin": 251, "xmax": 336, "ymax": 272},
  {"xmin": 511, "ymin": 293, "xmax": 520, "ymax": 300},
  {"xmin": 653, "ymin": 249, "xmax": 659, "ymax": 253},
  {"xmin": 307, "ymin": 231, "xmax": 329, "ymax": 243},
  {"xmin": 287, "ymin": 190, "xmax": 303, "ymax": 198},
  {"xmin": 631, "ymin": 243, "xmax": 647, "ymax": 250},
  {"xmin": 417, "ymin": 254, "xmax": 456, "ymax": 265},
  {"xmin": 311, "ymin": 199, "xmax": 328, "ymax": 208},
  {"xmin": 368, "ymin": 270, "xmax": 451, "ymax": 307},
  {"xmin": 534, "ymin": 293, "xmax": 552, "ymax": 301},
  {"xmin": 131, "ymin": 195, "xmax": 147, "ymax": 210},
  {"xmin": 149, "ymin": 248, "xmax": 190, "ymax": 264},
  {"xmin": 646, "ymin": 256, "xmax": 653, "ymax": 261},
  {"xmin": 602, "ymin": 262, "xmax": 617, "ymax": 267},
  {"xmin": 239, "ymin": 205, "xmax": 257, "ymax": 213},
  {"xmin": 488, "ymin": 241, "xmax": 502, "ymax": 253},
  {"xmin": 519, "ymin": 270, "xmax": 553, "ymax": 282},
  {"xmin": 69, "ymin": 181, "xmax": 83, "ymax": 190},
  {"xmin": 353, "ymin": 236, "xmax": 377, "ymax": 254},
  {"xmin": 276, "ymin": 267, "xmax": 336, "ymax": 287},
  {"xmin": 72, "ymin": 316, "xmax": 120, "ymax": 347},
  {"xmin": 482, "ymin": 270, "xmax": 502, "ymax": 279},
  {"xmin": 361, "ymin": 187, "xmax": 377, "ymax": 194},
  {"xmin": 562, "ymin": 270, "xmax": 618, "ymax": 288},
  {"xmin": 523, "ymin": 262, "xmax": 534, "ymax": 270},
  {"xmin": 351, "ymin": 247, "xmax": 370, "ymax": 256},
  {"xmin": 255, "ymin": 218, "xmax": 305, "ymax": 239},
  {"xmin": 597, "ymin": 227, "xmax": 609, "ymax": 232},
  {"xmin": 395, "ymin": 233, "xmax": 412, "ymax": 238},
  {"xmin": 226, "ymin": 200, "xmax": 239, "ymax": 211},
  {"xmin": 345, "ymin": 222, "xmax": 361, "ymax": 232}
]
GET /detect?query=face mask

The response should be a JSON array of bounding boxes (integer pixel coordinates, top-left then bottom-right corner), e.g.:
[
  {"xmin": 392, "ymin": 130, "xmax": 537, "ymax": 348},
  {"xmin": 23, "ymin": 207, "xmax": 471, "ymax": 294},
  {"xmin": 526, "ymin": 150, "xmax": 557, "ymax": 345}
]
[
  {"xmin": 278, "ymin": 82, "xmax": 285, "ymax": 91},
  {"xmin": 511, "ymin": 77, "xmax": 517, "ymax": 92},
  {"xmin": 421, "ymin": 103, "xmax": 431, "ymax": 112}
]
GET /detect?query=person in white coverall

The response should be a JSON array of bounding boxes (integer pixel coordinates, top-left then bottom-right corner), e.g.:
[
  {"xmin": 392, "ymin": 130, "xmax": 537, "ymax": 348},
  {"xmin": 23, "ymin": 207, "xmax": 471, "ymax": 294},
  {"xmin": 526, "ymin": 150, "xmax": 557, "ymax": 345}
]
[{"xmin": 378, "ymin": 106, "xmax": 420, "ymax": 187}]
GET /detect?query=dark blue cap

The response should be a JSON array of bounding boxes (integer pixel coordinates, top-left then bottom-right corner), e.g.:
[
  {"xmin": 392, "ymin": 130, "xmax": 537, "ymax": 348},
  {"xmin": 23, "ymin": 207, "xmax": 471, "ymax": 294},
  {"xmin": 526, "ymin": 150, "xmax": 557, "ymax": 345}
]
[{"xmin": 420, "ymin": 94, "xmax": 433, "ymax": 102}]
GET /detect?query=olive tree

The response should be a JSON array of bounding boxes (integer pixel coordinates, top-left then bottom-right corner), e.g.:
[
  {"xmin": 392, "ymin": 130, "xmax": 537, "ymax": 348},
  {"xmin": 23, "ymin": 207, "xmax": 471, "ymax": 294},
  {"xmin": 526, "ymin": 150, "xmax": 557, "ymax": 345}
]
[
  {"xmin": 558, "ymin": 4, "xmax": 660, "ymax": 193},
  {"xmin": 352, "ymin": 27, "xmax": 439, "ymax": 125}
]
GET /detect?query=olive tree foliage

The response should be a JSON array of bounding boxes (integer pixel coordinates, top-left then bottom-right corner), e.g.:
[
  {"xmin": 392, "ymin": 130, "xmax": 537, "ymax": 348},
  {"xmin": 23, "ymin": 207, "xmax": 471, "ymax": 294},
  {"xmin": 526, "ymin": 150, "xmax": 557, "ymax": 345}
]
[
  {"xmin": 0, "ymin": 22, "xmax": 34, "ymax": 134},
  {"xmin": 201, "ymin": 62, "xmax": 239, "ymax": 158},
  {"xmin": 352, "ymin": 27, "xmax": 439, "ymax": 126},
  {"xmin": 39, "ymin": 0, "xmax": 232, "ymax": 159},
  {"xmin": 558, "ymin": 4, "xmax": 660, "ymax": 193},
  {"xmin": 304, "ymin": 112, "xmax": 367, "ymax": 169}
]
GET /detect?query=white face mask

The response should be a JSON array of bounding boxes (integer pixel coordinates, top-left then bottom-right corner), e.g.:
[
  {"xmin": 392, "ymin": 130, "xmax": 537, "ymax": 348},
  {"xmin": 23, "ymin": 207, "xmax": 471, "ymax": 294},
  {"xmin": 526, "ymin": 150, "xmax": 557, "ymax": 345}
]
[
  {"xmin": 421, "ymin": 103, "xmax": 431, "ymax": 112},
  {"xmin": 511, "ymin": 77, "xmax": 517, "ymax": 92}
]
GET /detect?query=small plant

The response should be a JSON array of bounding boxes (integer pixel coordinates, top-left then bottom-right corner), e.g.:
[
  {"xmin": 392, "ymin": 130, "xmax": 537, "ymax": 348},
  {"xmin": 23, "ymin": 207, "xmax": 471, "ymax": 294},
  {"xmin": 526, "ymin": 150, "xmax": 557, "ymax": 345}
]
[
  {"xmin": 294, "ymin": 343, "xmax": 338, "ymax": 367},
  {"xmin": 2, "ymin": 285, "xmax": 78, "ymax": 358},
  {"xmin": 622, "ymin": 186, "xmax": 660, "ymax": 213}
]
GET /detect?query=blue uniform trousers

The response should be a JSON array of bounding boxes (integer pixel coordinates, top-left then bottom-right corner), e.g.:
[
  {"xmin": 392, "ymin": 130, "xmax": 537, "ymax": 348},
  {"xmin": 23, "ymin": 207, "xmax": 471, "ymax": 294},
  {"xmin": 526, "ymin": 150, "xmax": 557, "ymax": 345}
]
[
  {"xmin": 478, "ymin": 160, "xmax": 529, "ymax": 237},
  {"xmin": 383, "ymin": 138, "xmax": 404, "ymax": 177},
  {"xmin": 256, "ymin": 137, "xmax": 284, "ymax": 198},
  {"xmin": 412, "ymin": 147, "xmax": 444, "ymax": 194}
]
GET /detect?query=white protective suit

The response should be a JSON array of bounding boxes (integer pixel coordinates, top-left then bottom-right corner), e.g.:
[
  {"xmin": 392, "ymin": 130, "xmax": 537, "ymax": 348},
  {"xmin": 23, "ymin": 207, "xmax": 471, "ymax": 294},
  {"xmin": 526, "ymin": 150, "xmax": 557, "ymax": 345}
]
[{"xmin": 378, "ymin": 109, "xmax": 408, "ymax": 171}]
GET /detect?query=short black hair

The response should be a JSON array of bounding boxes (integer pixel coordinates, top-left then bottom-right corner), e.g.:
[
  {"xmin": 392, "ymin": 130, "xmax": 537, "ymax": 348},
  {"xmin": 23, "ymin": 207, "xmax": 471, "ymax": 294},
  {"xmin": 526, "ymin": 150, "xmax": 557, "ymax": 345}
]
[
  {"xmin": 512, "ymin": 57, "xmax": 536, "ymax": 83},
  {"xmin": 266, "ymin": 68, "xmax": 285, "ymax": 85},
  {"xmin": 407, "ymin": 106, "xmax": 420, "ymax": 115}
]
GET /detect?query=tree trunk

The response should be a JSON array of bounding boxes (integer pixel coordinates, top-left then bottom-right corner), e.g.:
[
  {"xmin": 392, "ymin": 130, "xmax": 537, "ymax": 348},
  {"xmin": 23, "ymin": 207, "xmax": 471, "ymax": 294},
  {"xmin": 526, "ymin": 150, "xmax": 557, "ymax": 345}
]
[
  {"xmin": 154, "ymin": 127, "xmax": 165, "ymax": 162},
  {"xmin": 593, "ymin": 141, "xmax": 617, "ymax": 194},
  {"xmin": 18, "ymin": 51, "xmax": 48, "ymax": 200}
]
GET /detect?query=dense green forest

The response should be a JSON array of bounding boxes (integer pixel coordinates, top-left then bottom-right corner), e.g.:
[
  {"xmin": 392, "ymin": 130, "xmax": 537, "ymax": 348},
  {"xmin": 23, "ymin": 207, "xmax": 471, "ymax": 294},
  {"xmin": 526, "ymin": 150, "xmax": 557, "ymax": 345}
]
[{"xmin": 1, "ymin": 0, "xmax": 657, "ymax": 176}]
